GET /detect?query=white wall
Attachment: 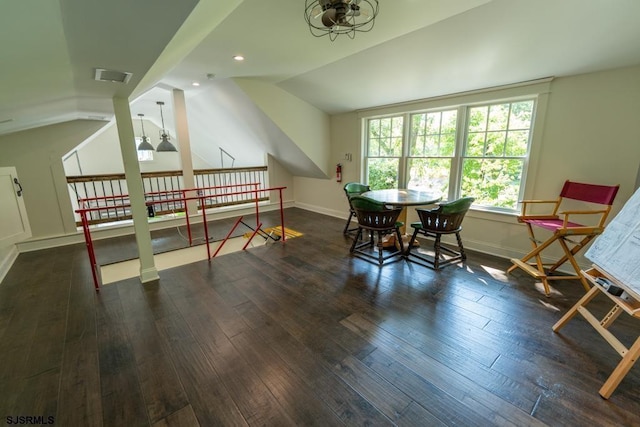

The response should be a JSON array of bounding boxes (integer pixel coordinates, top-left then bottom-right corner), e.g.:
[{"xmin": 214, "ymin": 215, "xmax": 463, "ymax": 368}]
[
  {"xmin": 0, "ymin": 119, "xmax": 109, "ymax": 238},
  {"xmin": 294, "ymin": 65, "xmax": 640, "ymax": 269},
  {"xmin": 267, "ymin": 153, "xmax": 294, "ymax": 204},
  {"xmin": 186, "ymin": 79, "xmax": 329, "ymax": 179},
  {"xmin": 233, "ymin": 78, "xmax": 330, "ymax": 178},
  {"xmin": 63, "ymin": 119, "xmax": 211, "ymax": 175},
  {"xmin": 294, "ymin": 111, "xmax": 360, "ymax": 218}
]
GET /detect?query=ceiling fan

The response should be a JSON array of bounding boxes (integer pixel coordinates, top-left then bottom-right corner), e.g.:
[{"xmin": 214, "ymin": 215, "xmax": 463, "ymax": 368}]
[{"xmin": 304, "ymin": 0, "xmax": 379, "ymax": 41}]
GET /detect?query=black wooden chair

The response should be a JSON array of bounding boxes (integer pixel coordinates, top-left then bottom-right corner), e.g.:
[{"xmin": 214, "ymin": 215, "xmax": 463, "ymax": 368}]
[
  {"xmin": 343, "ymin": 182, "xmax": 371, "ymax": 235},
  {"xmin": 406, "ymin": 197, "xmax": 475, "ymax": 270},
  {"xmin": 349, "ymin": 196, "xmax": 404, "ymax": 266}
]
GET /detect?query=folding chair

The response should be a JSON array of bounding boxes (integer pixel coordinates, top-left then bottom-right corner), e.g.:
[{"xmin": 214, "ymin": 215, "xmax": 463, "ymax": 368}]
[
  {"xmin": 349, "ymin": 196, "xmax": 404, "ymax": 266},
  {"xmin": 507, "ymin": 180, "xmax": 619, "ymax": 296},
  {"xmin": 406, "ymin": 197, "xmax": 475, "ymax": 270},
  {"xmin": 343, "ymin": 182, "xmax": 371, "ymax": 235}
]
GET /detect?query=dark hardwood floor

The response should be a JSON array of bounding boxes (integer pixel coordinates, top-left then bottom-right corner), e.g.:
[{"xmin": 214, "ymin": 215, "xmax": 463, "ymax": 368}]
[{"xmin": 1, "ymin": 208, "xmax": 638, "ymax": 426}]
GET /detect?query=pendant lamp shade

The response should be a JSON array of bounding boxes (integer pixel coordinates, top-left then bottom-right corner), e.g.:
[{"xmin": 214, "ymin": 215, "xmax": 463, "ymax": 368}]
[
  {"xmin": 156, "ymin": 101, "xmax": 178, "ymax": 152},
  {"xmin": 136, "ymin": 113, "xmax": 155, "ymax": 151}
]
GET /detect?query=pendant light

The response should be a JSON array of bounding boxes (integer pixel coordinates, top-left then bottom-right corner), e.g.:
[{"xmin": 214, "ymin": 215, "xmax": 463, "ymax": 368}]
[
  {"xmin": 136, "ymin": 113, "xmax": 155, "ymax": 151},
  {"xmin": 156, "ymin": 101, "xmax": 178, "ymax": 152}
]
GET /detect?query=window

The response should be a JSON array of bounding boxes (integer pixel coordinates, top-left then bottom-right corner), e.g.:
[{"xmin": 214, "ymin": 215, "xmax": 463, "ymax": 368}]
[
  {"xmin": 407, "ymin": 109, "xmax": 457, "ymax": 195},
  {"xmin": 461, "ymin": 101, "xmax": 534, "ymax": 210},
  {"xmin": 365, "ymin": 98, "xmax": 537, "ymax": 212},
  {"xmin": 366, "ymin": 116, "xmax": 403, "ymax": 189}
]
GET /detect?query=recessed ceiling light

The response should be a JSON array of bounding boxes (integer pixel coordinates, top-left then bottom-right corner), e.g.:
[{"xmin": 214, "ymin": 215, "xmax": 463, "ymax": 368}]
[
  {"xmin": 191, "ymin": 81, "xmax": 200, "ymax": 87},
  {"xmin": 233, "ymin": 55, "xmax": 245, "ymax": 61}
]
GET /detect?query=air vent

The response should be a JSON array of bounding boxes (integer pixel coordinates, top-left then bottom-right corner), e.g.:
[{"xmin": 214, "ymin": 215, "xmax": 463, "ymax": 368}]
[{"xmin": 94, "ymin": 68, "xmax": 133, "ymax": 84}]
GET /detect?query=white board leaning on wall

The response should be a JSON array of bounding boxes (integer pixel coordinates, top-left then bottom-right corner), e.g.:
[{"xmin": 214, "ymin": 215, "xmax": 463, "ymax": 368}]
[{"xmin": 585, "ymin": 186, "xmax": 640, "ymax": 295}]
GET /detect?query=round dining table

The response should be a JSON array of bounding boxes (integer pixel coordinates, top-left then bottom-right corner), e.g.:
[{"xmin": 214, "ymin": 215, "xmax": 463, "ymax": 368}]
[{"xmin": 360, "ymin": 188, "xmax": 442, "ymax": 235}]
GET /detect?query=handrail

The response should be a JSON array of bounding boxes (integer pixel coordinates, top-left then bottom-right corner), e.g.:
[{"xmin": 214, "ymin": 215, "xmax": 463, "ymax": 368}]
[
  {"xmin": 67, "ymin": 166, "xmax": 269, "ymax": 226},
  {"xmin": 66, "ymin": 166, "xmax": 268, "ymax": 182}
]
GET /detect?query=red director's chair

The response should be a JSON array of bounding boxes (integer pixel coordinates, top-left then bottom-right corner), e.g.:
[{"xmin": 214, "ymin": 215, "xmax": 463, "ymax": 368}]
[{"xmin": 508, "ymin": 180, "xmax": 619, "ymax": 296}]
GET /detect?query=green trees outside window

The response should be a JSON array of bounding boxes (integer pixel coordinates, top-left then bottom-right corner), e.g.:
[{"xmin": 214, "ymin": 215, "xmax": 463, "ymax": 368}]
[{"xmin": 364, "ymin": 99, "xmax": 536, "ymax": 211}]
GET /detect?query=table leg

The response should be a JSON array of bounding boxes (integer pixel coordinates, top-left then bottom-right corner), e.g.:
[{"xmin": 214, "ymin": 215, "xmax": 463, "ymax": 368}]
[{"xmin": 398, "ymin": 207, "xmax": 419, "ymax": 249}]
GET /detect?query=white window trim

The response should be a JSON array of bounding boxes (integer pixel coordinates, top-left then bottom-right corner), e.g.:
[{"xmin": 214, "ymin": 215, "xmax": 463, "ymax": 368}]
[{"xmin": 360, "ymin": 78, "xmax": 553, "ymax": 215}]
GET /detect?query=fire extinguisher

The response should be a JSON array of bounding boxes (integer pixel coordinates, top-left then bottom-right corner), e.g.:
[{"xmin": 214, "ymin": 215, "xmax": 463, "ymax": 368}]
[{"xmin": 336, "ymin": 163, "xmax": 342, "ymax": 182}]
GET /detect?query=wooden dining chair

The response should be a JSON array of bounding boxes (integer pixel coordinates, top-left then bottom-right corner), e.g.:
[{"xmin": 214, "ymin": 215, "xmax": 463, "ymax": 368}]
[
  {"xmin": 405, "ymin": 197, "xmax": 475, "ymax": 270},
  {"xmin": 349, "ymin": 196, "xmax": 404, "ymax": 266},
  {"xmin": 343, "ymin": 182, "xmax": 371, "ymax": 235},
  {"xmin": 507, "ymin": 180, "xmax": 619, "ymax": 296}
]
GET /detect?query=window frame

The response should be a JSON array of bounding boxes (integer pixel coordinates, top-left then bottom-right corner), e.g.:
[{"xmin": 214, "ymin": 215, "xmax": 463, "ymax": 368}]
[{"xmin": 362, "ymin": 90, "xmax": 547, "ymax": 214}]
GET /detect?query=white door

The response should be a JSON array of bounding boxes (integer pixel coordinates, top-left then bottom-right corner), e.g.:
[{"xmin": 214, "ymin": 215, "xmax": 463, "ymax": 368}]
[{"xmin": 0, "ymin": 167, "xmax": 32, "ymax": 246}]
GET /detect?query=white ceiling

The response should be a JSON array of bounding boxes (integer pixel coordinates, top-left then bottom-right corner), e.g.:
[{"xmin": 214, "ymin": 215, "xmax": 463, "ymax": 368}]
[{"xmin": 2, "ymin": 0, "xmax": 640, "ymax": 136}]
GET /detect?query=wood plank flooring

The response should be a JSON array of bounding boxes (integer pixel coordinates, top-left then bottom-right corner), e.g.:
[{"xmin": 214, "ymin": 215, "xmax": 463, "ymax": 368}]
[{"xmin": 1, "ymin": 207, "xmax": 638, "ymax": 426}]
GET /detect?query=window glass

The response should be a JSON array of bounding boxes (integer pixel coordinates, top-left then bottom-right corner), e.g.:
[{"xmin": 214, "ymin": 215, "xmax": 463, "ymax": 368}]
[
  {"xmin": 407, "ymin": 109, "xmax": 457, "ymax": 192},
  {"xmin": 363, "ymin": 99, "xmax": 536, "ymax": 212},
  {"xmin": 462, "ymin": 100, "xmax": 534, "ymax": 209},
  {"xmin": 407, "ymin": 158, "xmax": 451, "ymax": 193},
  {"xmin": 366, "ymin": 117, "xmax": 403, "ymax": 189},
  {"xmin": 367, "ymin": 157, "xmax": 399, "ymax": 190}
]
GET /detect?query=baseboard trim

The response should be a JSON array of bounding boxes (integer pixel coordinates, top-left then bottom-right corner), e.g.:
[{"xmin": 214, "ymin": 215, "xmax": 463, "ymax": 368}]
[
  {"xmin": 294, "ymin": 200, "xmax": 588, "ymax": 275},
  {"xmin": 431, "ymin": 235, "xmax": 588, "ymax": 275},
  {"xmin": 0, "ymin": 245, "xmax": 19, "ymax": 284},
  {"xmin": 294, "ymin": 202, "xmax": 345, "ymax": 220}
]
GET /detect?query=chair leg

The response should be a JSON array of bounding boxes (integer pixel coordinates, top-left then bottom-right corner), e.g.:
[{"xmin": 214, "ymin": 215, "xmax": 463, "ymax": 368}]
[
  {"xmin": 406, "ymin": 229, "xmax": 419, "ymax": 256},
  {"xmin": 548, "ymin": 235, "xmax": 595, "ymax": 273},
  {"xmin": 343, "ymin": 211, "xmax": 355, "ymax": 234},
  {"xmin": 507, "ymin": 223, "xmax": 548, "ymax": 273},
  {"xmin": 395, "ymin": 226, "xmax": 404, "ymax": 254},
  {"xmin": 507, "ymin": 224, "xmax": 558, "ymax": 296},
  {"xmin": 455, "ymin": 231, "xmax": 466, "ymax": 260},
  {"xmin": 527, "ymin": 224, "xmax": 548, "ymax": 281},
  {"xmin": 433, "ymin": 235, "xmax": 442, "ymax": 270},
  {"xmin": 377, "ymin": 230, "xmax": 385, "ymax": 265},
  {"xmin": 558, "ymin": 238, "xmax": 591, "ymax": 292},
  {"xmin": 350, "ymin": 228, "xmax": 362, "ymax": 252}
]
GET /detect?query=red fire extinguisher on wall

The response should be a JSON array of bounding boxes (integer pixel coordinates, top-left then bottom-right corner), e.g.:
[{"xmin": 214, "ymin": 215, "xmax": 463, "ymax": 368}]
[{"xmin": 336, "ymin": 163, "xmax": 342, "ymax": 182}]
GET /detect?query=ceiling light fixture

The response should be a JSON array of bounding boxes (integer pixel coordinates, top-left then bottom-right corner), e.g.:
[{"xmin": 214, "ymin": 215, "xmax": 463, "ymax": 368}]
[
  {"xmin": 304, "ymin": 0, "xmax": 379, "ymax": 41},
  {"xmin": 136, "ymin": 113, "xmax": 155, "ymax": 151},
  {"xmin": 233, "ymin": 55, "xmax": 245, "ymax": 61},
  {"xmin": 156, "ymin": 101, "xmax": 178, "ymax": 152}
]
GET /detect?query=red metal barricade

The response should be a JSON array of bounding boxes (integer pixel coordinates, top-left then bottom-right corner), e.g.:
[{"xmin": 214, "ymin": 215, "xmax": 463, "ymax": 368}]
[{"xmin": 75, "ymin": 184, "xmax": 287, "ymax": 291}]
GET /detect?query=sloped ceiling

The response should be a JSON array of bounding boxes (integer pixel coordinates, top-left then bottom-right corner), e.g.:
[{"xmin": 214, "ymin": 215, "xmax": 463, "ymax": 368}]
[
  {"xmin": 0, "ymin": 0, "xmax": 200, "ymax": 134},
  {"xmin": 2, "ymin": 0, "xmax": 640, "ymax": 169}
]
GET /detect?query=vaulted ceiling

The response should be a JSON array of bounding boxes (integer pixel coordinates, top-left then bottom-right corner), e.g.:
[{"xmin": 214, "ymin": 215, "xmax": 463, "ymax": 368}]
[{"xmin": 2, "ymin": 0, "xmax": 640, "ymax": 137}]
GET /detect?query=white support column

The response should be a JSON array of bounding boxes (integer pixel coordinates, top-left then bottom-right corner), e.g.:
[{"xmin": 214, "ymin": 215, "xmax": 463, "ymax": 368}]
[
  {"xmin": 113, "ymin": 97, "xmax": 159, "ymax": 283},
  {"xmin": 172, "ymin": 89, "xmax": 198, "ymax": 214}
]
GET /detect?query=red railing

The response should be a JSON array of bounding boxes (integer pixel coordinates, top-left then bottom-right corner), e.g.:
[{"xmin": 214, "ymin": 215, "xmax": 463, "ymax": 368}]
[{"xmin": 76, "ymin": 183, "xmax": 287, "ymax": 291}]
